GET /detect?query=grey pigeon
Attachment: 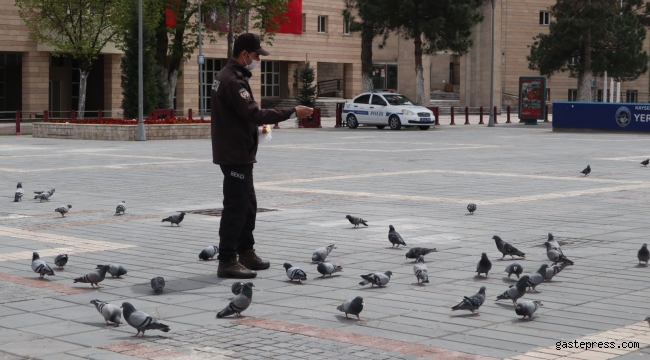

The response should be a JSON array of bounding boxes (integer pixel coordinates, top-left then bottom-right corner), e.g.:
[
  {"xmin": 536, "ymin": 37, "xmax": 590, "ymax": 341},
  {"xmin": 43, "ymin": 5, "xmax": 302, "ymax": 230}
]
[
  {"xmin": 642, "ymin": 159, "xmax": 649, "ymax": 166},
  {"xmin": 638, "ymin": 243, "xmax": 649, "ymax": 266},
  {"xmin": 14, "ymin": 182, "xmax": 23, "ymax": 202},
  {"xmin": 451, "ymin": 286, "xmax": 486, "ymax": 315},
  {"xmin": 96, "ymin": 264, "xmax": 127, "ymax": 278},
  {"xmin": 581, "ymin": 165, "xmax": 591, "ymax": 176},
  {"xmin": 493, "ymin": 235, "xmax": 525, "ymax": 260},
  {"xmin": 337, "ymin": 296, "xmax": 364, "ymax": 321},
  {"xmin": 505, "ymin": 263, "xmax": 523, "ymax": 280},
  {"xmin": 34, "ymin": 189, "xmax": 55, "ymax": 195},
  {"xmin": 346, "ymin": 214, "xmax": 368, "ymax": 228},
  {"xmin": 476, "ymin": 253, "xmax": 492, "ymax": 278},
  {"xmin": 405, "ymin": 247, "xmax": 437, "ymax": 262},
  {"xmin": 317, "ymin": 262, "xmax": 343, "ymax": 277},
  {"xmin": 312, "ymin": 244, "xmax": 336, "ymax": 262},
  {"xmin": 90, "ymin": 299, "xmax": 122, "ymax": 326},
  {"xmin": 284, "ymin": 262, "xmax": 307, "ymax": 283},
  {"xmin": 388, "ymin": 225, "xmax": 407, "ymax": 248},
  {"xmin": 515, "ymin": 300, "xmax": 543, "ymax": 321},
  {"xmin": 115, "ymin": 201, "xmax": 126, "ymax": 215},
  {"xmin": 544, "ymin": 242, "xmax": 574, "ymax": 265},
  {"xmin": 151, "ymin": 276, "xmax": 165, "ymax": 293},
  {"xmin": 544, "ymin": 263, "xmax": 569, "ymax": 282},
  {"xmin": 161, "ymin": 212, "xmax": 185, "ymax": 226},
  {"xmin": 467, "ymin": 203, "xmax": 477, "ymax": 214},
  {"xmin": 231, "ymin": 281, "xmax": 245, "ymax": 295},
  {"xmin": 55, "ymin": 204, "xmax": 71, "ymax": 217},
  {"xmin": 645, "ymin": 316, "xmax": 650, "ymax": 328},
  {"xmin": 547, "ymin": 233, "xmax": 561, "ymax": 251},
  {"xmin": 74, "ymin": 265, "xmax": 110, "ymax": 288},
  {"xmin": 53, "ymin": 254, "xmax": 68, "ymax": 269},
  {"xmin": 199, "ymin": 246, "xmax": 219, "ymax": 260},
  {"xmin": 31, "ymin": 252, "xmax": 55, "ymax": 277},
  {"xmin": 359, "ymin": 270, "xmax": 392, "ymax": 287},
  {"xmin": 526, "ymin": 264, "xmax": 548, "ymax": 293},
  {"xmin": 34, "ymin": 189, "xmax": 55, "ymax": 202},
  {"xmin": 217, "ymin": 282, "xmax": 254, "ymax": 318},
  {"xmin": 496, "ymin": 275, "xmax": 529, "ymax": 305},
  {"xmin": 122, "ymin": 302, "xmax": 170, "ymax": 337},
  {"xmin": 413, "ymin": 255, "xmax": 429, "ymax": 284}
]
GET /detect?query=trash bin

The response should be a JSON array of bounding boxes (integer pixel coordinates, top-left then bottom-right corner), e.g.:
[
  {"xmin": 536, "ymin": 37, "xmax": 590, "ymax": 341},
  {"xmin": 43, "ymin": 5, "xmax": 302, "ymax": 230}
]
[{"xmin": 302, "ymin": 107, "xmax": 322, "ymax": 128}]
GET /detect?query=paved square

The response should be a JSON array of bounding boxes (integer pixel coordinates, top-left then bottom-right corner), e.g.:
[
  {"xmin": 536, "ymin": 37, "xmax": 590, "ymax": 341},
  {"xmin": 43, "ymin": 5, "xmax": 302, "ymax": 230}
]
[{"xmin": 0, "ymin": 123, "xmax": 649, "ymax": 360}]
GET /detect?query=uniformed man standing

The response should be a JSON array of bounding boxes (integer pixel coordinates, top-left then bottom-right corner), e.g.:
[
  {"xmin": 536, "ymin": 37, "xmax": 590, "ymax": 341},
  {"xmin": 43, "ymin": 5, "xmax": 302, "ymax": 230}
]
[{"xmin": 211, "ymin": 33, "xmax": 313, "ymax": 278}]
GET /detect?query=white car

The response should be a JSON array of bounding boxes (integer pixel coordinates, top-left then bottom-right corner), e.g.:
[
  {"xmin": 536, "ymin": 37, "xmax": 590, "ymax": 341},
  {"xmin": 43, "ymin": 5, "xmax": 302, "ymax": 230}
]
[{"xmin": 342, "ymin": 92, "xmax": 434, "ymax": 130}]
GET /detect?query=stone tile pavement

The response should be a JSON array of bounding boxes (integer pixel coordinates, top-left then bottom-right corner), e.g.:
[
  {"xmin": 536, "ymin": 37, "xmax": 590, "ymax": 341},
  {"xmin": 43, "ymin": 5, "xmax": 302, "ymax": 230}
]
[{"xmin": 0, "ymin": 122, "xmax": 648, "ymax": 359}]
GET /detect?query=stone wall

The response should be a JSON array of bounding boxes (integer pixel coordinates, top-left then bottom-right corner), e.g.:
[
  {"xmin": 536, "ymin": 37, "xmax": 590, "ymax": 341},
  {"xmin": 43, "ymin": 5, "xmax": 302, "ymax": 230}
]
[{"xmin": 32, "ymin": 123, "xmax": 211, "ymax": 141}]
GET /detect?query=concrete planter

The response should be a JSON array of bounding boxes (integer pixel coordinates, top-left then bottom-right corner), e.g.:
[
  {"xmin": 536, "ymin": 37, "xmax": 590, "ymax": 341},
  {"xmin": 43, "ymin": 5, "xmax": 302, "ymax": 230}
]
[{"xmin": 32, "ymin": 122, "xmax": 211, "ymax": 141}]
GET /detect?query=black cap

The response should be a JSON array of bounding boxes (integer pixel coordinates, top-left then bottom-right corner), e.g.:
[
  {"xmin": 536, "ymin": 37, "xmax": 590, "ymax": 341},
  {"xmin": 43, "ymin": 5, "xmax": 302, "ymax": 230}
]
[{"xmin": 233, "ymin": 33, "xmax": 269, "ymax": 57}]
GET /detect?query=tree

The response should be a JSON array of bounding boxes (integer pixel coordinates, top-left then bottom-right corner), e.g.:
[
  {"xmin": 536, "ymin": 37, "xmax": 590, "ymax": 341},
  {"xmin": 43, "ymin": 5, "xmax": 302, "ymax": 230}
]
[
  {"xmin": 385, "ymin": 0, "xmax": 484, "ymax": 105},
  {"xmin": 15, "ymin": 0, "xmax": 123, "ymax": 118},
  {"xmin": 296, "ymin": 61, "xmax": 316, "ymax": 107},
  {"xmin": 528, "ymin": 0, "xmax": 649, "ymax": 102},
  {"xmin": 120, "ymin": 0, "xmax": 159, "ymax": 119},
  {"xmin": 343, "ymin": 0, "xmax": 391, "ymax": 92}
]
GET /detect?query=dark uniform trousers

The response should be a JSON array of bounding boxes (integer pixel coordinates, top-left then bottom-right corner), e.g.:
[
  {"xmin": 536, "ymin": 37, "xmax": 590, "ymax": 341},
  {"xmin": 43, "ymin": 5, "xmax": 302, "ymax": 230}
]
[{"xmin": 218, "ymin": 163, "xmax": 256, "ymax": 261}]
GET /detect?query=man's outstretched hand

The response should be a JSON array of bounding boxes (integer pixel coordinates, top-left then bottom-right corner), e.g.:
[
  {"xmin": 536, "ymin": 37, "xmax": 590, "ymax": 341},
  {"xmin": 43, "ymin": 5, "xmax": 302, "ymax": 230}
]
[{"xmin": 295, "ymin": 106, "xmax": 314, "ymax": 118}]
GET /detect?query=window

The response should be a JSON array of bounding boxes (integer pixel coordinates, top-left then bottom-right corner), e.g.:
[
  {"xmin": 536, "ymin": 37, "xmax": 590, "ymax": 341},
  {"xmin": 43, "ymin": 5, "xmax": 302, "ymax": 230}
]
[
  {"xmin": 626, "ymin": 90, "xmax": 638, "ymax": 103},
  {"xmin": 353, "ymin": 94, "xmax": 371, "ymax": 104},
  {"xmin": 371, "ymin": 95, "xmax": 387, "ymax": 106},
  {"xmin": 343, "ymin": 18, "xmax": 350, "ymax": 35},
  {"xmin": 302, "ymin": 14, "xmax": 306, "ymax": 33},
  {"xmin": 317, "ymin": 15, "xmax": 327, "ymax": 33},
  {"xmin": 71, "ymin": 58, "xmax": 80, "ymax": 111},
  {"xmin": 569, "ymin": 56, "xmax": 579, "ymax": 65},
  {"xmin": 539, "ymin": 11, "xmax": 550, "ymax": 25},
  {"xmin": 568, "ymin": 89, "xmax": 577, "ymax": 101},
  {"xmin": 383, "ymin": 94, "xmax": 415, "ymax": 106},
  {"xmin": 546, "ymin": 89, "xmax": 551, "ymax": 101},
  {"xmin": 202, "ymin": 58, "xmax": 223, "ymax": 112},
  {"xmin": 261, "ymin": 60, "xmax": 280, "ymax": 97}
]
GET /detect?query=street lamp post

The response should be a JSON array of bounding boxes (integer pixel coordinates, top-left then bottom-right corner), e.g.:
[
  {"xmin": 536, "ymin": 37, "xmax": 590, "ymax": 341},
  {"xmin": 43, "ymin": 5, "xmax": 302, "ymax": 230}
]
[
  {"xmin": 487, "ymin": 0, "xmax": 496, "ymax": 127},
  {"xmin": 198, "ymin": 0, "xmax": 203, "ymax": 120},
  {"xmin": 136, "ymin": 0, "xmax": 146, "ymax": 140}
]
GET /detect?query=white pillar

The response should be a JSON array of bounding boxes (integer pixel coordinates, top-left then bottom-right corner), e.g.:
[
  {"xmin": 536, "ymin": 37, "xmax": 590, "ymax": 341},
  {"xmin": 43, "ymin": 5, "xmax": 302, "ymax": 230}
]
[
  {"xmin": 603, "ymin": 72, "xmax": 607, "ymax": 102},
  {"xmin": 610, "ymin": 78, "xmax": 614, "ymax": 102},
  {"xmin": 616, "ymin": 82, "xmax": 621, "ymax": 103}
]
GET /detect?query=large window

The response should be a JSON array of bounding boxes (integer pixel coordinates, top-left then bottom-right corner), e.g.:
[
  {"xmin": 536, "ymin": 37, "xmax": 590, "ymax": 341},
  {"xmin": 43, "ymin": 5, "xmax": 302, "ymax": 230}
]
[
  {"xmin": 371, "ymin": 64, "xmax": 398, "ymax": 90},
  {"xmin": 317, "ymin": 16, "xmax": 327, "ymax": 33},
  {"xmin": 71, "ymin": 59, "xmax": 80, "ymax": 110},
  {"xmin": 568, "ymin": 89, "xmax": 577, "ymax": 101},
  {"xmin": 0, "ymin": 53, "xmax": 23, "ymax": 117},
  {"xmin": 202, "ymin": 58, "xmax": 223, "ymax": 112},
  {"xmin": 261, "ymin": 61, "xmax": 280, "ymax": 97},
  {"xmin": 343, "ymin": 18, "xmax": 350, "ymax": 35},
  {"xmin": 626, "ymin": 90, "xmax": 638, "ymax": 103},
  {"xmin": 302, "ymin": 14, "xmax": 306, "ymax": 33}
]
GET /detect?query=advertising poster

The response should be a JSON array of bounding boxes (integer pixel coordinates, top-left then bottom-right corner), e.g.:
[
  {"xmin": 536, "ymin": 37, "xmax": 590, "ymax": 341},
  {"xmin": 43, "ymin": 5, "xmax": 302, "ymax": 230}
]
[{"xmin": 518, "ymin": 77, "xmax": 547, "ymax": 120}]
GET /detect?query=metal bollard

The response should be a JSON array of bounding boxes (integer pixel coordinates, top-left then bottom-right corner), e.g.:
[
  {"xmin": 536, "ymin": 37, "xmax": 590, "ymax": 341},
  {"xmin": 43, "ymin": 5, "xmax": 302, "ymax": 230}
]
[
  {"xmin": 506, "ymin": 106, "xmax": 511, "ymax": 123},
  {"xmin": 188, "ymin": 108, "xmax": 193, "ymax": 120},
  {"xmin": 335, "ymin": 103, "xmax": 343, "ymax": 128},
  {"xmin": 44, "ymin": 110, "xmax": 49, "ymax": 122},
  {"xmin": 544, "ymin": 105, "xmax": 549, "ymax": 122},
  {"xmin": 98, "ymin": 109, "xmax": 103, "ymax": 120},
  {"xmin": 493, "ymin": 106, "xmax": 498, "ymax": 124},
  {"xmin": 434, "ymin": 107, "xmax": 440, "ymax": 125},
  {"xmin": 450, "ymin": 107, "xmax": 455, "ymax": 125},
  {"xmin": 464, "ymin": 106, "xmax": 470, "ymax": 125},
  {"xmin": 479, "ymin": 107, "xmax": 484, "ymax": 124},
  {"xmin": 71, "ymin": 110, "xmax": 76, "ymax": 121},
  {"xmin": 15, "ymin": 110, "xmax": 21, "ymax": 135}
]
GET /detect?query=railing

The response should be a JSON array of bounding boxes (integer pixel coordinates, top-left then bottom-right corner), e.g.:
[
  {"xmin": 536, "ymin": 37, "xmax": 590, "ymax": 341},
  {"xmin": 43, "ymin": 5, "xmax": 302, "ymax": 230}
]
[{"xmin": 316, "ymin": 79, "xmax": 342, "ymax": 97}]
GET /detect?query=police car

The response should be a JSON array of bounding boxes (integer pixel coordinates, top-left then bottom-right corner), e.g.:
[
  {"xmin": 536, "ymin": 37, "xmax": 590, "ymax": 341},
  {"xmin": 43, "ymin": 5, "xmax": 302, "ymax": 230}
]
[{"xmin": 342, "ymin": 92, "xmax": 434, "ymax": 130}]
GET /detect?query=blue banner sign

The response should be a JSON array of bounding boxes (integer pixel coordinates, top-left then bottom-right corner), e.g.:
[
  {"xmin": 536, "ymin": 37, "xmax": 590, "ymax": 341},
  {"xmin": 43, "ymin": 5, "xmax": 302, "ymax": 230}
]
[{"xmin": 553, "ymin": 101, "xmax": 650, "ymax": 132}]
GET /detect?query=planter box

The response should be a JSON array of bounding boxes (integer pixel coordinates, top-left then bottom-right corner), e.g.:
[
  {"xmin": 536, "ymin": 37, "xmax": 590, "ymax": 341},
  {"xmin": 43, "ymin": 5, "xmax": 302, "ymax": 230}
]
[{"xmin": 32, "ymin": 122, "xmax": 211, "ymax": 141}]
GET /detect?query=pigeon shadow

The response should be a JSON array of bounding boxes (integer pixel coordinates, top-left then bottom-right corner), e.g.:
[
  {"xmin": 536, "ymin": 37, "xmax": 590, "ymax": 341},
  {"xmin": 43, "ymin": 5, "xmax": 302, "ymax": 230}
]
[
  {"xmin": 408, "ymin": 282, "xmax": 426, "ymax": 287},
  {"xmin": 333, "ymin": 314, "xmax": 363, "ymax": 323},
  {"xmin": 635, "ymin": 264, "xmax": 649, "ymax": 268},
  {"xmin": 358, "ymin": 286, "xmax": 387, "ymax": 291},
  {"xmin": 472, "ymin": 276, "xmax": 489, "ymax": 281},
  {"xmin": 450, "ymin": 313, "xmax": 480, "ymax": 318},
  {"xmin": 387, "ymin": 247, "xmax": 406, "ymax": 250},
  {"xmin": 502, "ymin": 277, "xmax": 517, "ymax": 283},
  {"xmin": 313, "ymin": 275, "xmax": 343, "ymax": 280},
  {"xmin": 127, "ymin": 274, "xmax": 226, "ymax": 294},
  {"xmin": 494, "ymin": 302, "xmax": 516, "ymax": 309},
  {"xmin": 526, "ymin": 289, "xmax": 542, "ymax": 294}
]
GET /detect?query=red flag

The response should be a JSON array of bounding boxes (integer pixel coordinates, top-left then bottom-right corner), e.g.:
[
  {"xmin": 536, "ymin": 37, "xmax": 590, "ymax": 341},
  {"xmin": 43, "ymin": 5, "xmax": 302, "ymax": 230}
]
[
  {"xmin": 275, "ymin": 0, "xmax": 302, "ymax": 35},
  {"xmin": 166, "ymin": 0, "xmax": 180, "ymax": 28}
]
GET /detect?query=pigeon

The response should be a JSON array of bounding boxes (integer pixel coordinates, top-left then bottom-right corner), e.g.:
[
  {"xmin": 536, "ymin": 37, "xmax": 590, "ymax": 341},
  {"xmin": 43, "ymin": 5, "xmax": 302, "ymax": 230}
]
[
  {"xmin": 55, "ymin": 205, "xmax": 71, "ymax": 217},
  {"xmin": 451, "ymin": 286, "xmax": 486, "ymax": 315},
  {"xmin": 496, "ymin": 275, "xmax": 529, "ymax": 305},
  {"xmin": 544, "ymin": 263, "xmax": 569, "ymax": 282},
  {"xmin": 346, "ymin": 214, "xmax": 368, "ymax": 228},
  {"xmin": 151, "ymin": 276, "xmax": 165, "ymax": 293},
  {"xmin": 337, "ymin": 296, "xmax": 364, "ymax": 321},
  {"xmin": 641, "ymin": 159, "xmax": 649, "ymax": 166},
  {"xmin": 199, "ymin": 246, "xmax": 219, "ymax": 260},
  {"xmin": 14, "ymin": 182, "xmax": 23, "ymax": 202},
  {"xmin": 547, "ymin": 233, "xmax": 561, "ymax": 251},
  {"xmin": 526, "ymin": 264, "xmax": 548, "ymax": 293},
  {"xmin": 34, "ymin": 189, "xmax": 55, "ymax": 195},
  {"xmin": 467, "ymin": 203, "xmax": 477, "ymax": 214},
  {"xmin": 505, "ymin": 263, "xmax": 523, "ymax": 280},
  {"xmin": 515, "ymin": 300, "xmax": 543, "ymax": 321},
  {"xmin": 217, "ymin": 282, "xmax": 254, "ymax": 318},
  {"xmin": 638, "ymin": 243, "xmax": 649, "ymax": 266},
  {"xmin": 405, "ymin": 247, "xmax": 437, "ymax": 262},
  {"xmin": 231, "ymin": 281, "xmax": 245, "ymax": 295},
  {"xmin": 161, "ymin": 212, "xmax": 185, "ymax": 226},
  {"xmin": 31, "ymin": 252, "xmax": 55, "ymax": 277},
  {"xmin": 581, "ymin": 165, "xmax": 591, "ymax": 176},
  {"xmin": 74, "ymin": 265, "xmax": 110, "ymax": 288},
  {"xmin": 122, "ymin": 302, "xmax": 170, "ymax": 337},
  {"xmin": 312, "ymin": 244, "xmax": 336, "ymax": 262},
  {"xmin": 96, "ymin": 264, "xmax": 127, "ymax": 278},
  {"xmin": 388, "ymin": 225, "xmax": 407, "ymax": 248},
  {"xmin": 34, "ymin": 189, "xmax": 55, "ymax": 202},
  {"xmin": 53, "ymin": 254, "xmax": 68, "ymax": 269},
  {"xmin": 317, "ymin": 262, "xmax": 343, "ymax": 277},
  {"xmin": 544, "ymin": 242, "xmax": 574, "ymax": 265},
  {"xmin": 90, "ymin": 299, "xmax": 122, "ymax": 326},
  {"xmin": 359, "ymin": 271, "xmax": 392, "ymax": 287},
  {"xmin": 493, "ymin": 235, "xmax": 525, "ymax": 260},
  {"xmin": 413, "ymin": 255, "xmax": 429, "ymax": 284},
  {"xmin": 284, "ymin": 262, "xmax": 307, "ymax": 283},
  {"xmin": 115, "ymin": 201, "xmax": 126, "ymax": 215},
  {"xmin": 476, "ymin": 253, "xmax": 492, "ymax": 278},
  {"xmin": 646, "ymin": 316, "xmax": 650, "ymax": 328}
]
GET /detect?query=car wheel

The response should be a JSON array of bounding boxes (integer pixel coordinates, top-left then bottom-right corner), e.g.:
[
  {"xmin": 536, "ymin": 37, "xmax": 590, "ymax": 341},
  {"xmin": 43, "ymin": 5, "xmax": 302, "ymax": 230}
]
[
  {"xmin": 376, "ymin": 125, "xmax": 385, "ymax": 129},
  {"xmin": 418, "ymin": 126, "xmax": 430, "ymax": 130},
  {"xmin": 346, "ymin": 114, "xmax": 359, "ymax": 129},
  {"xmin": 389, "ymin": 115, "xmax": 402, "ymax": 130}
]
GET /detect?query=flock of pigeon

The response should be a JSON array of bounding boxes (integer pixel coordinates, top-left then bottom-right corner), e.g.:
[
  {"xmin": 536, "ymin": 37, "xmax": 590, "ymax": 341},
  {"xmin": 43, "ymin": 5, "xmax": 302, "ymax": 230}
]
[{"xmin": 12, "ymin": 160, "xmax": 650, "ymax": 335}]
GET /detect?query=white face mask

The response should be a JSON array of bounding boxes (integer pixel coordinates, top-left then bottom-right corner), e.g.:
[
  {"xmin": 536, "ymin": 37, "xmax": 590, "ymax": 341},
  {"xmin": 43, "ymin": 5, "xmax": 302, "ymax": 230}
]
[{"xmin": 244, "ymin": 52, "xmax": 260, "ymax": 71}]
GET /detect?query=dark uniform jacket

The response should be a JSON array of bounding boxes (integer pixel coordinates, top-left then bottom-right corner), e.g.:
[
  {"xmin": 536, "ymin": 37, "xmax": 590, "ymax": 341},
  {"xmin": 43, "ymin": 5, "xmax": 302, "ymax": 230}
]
[{"xmin": 211, "ymin": 59, "xmax": 294, "ymax": 165}]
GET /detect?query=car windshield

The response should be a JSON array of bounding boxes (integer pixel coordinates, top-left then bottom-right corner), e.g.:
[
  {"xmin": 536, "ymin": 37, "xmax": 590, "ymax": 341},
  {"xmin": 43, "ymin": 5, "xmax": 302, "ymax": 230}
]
[{"xmin": 383, "ymin": 94, "xmax": 415, "ymax": 106}]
